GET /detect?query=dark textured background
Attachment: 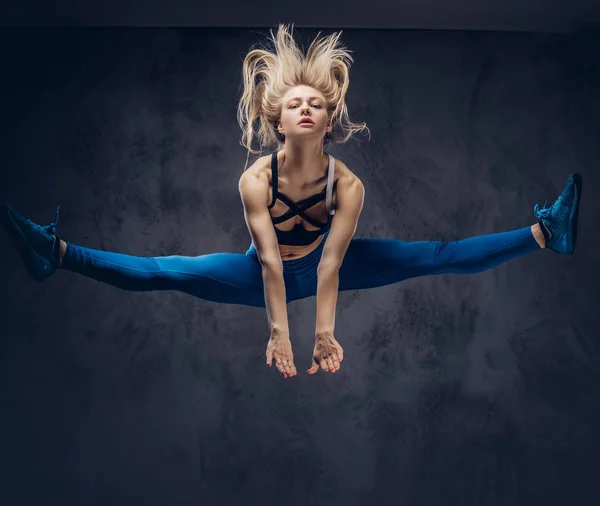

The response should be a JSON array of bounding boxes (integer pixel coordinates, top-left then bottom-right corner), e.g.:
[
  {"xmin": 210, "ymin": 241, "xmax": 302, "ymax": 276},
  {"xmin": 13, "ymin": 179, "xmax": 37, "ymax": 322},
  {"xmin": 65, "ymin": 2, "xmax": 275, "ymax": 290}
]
[{"xmin": 0, "ymin": 28, "xmax": 599, "ymax": 506}]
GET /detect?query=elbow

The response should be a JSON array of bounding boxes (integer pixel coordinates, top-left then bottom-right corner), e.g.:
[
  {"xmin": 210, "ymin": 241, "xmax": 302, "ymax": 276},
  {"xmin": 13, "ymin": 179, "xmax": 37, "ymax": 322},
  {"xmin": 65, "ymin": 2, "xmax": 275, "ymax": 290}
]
[
  {"xmin": 260, "ymin": 256, "xmax": 283, "ymax": 272},
  {"xmin": 317, "ymin": 258, "xmax": 342, "ymax": 273}
]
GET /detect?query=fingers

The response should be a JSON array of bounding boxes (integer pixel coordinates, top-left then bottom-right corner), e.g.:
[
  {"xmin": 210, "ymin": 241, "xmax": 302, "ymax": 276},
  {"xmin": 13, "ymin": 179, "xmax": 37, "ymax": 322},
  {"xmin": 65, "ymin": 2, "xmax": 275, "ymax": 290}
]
[
  {"xmin": 270, "ymin": 341, "xmax": 346, "ymax": 377},
  {"xmin": 323, "ymin": 342, "xmax": 343, "ymax": 373},
  {"xmin": 266, "ymin": 342, "xmax": 296, "ymax": 378},
  {"xmin": 275, "ymin": 358, "xmax": 297, "ymax": 378},
  {"xmin": 312, "ymin": 351, "xmax": 343, "ymax": 374},
  {"xmin": 321, "ymin": 356, "xmax": 338, "ymax": 373},
  {"xmin": 328, "ymin": 356, "xmax": 336, "ymax": 372},
  {"xmin": 286, "ymin": 360, "xmax": 297, "ymax": 377},
  {"xmin": 331, "ymin": 357, "xmax": 340, "ymax": 372},
  {"xmin": 332, "ymin": 345, "xmax": 343, "ymax": 372},
  {"xmin": 307, "ymin": 356, "xmax": 343, "ymax": 375},
  {"xmin": 310, "ymin": 358, "xmax": 335, "ymax": 373}
]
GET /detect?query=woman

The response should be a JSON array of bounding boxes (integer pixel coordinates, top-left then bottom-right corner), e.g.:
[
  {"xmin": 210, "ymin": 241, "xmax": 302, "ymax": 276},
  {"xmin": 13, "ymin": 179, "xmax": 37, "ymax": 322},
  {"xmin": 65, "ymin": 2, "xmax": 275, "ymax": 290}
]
[{"xmin": 0, "ymin": 25, "xmax": 583, "ymax": 380}]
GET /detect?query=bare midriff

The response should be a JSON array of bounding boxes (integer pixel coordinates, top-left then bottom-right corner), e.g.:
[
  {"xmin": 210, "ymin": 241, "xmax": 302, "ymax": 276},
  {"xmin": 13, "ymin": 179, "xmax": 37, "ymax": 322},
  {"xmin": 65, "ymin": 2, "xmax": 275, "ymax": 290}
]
[{"xmin": 278, "ymin": 235, "xmax": 324, "ymax": 261}]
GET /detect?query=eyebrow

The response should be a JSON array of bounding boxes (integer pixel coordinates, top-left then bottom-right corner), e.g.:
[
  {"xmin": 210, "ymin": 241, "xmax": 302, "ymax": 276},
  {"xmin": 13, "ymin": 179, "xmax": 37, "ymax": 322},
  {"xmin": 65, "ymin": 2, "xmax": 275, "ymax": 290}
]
[{"xmin": 286, "ymin": 96, "xmax": 323, "ymax": 103}]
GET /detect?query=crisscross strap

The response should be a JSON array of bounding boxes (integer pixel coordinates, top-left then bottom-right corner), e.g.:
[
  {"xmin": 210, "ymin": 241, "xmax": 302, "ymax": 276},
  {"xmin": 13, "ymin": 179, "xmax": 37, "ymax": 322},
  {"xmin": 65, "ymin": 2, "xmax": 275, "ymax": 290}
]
[
  {"xmin": 268, "ymin": 151, "xmax": 336, "ymax": 221},
  {"xmin": 42, "ymin": 204, "xmax": 61, "ymax": 236},
  {"xmin": 271, "ymin": 192, "xmax": 331, "ymax": 228}
]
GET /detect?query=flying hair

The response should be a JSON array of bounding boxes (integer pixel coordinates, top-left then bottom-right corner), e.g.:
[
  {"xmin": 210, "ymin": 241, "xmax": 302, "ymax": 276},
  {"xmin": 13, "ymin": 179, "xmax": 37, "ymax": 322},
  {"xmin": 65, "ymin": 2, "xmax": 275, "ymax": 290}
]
[{"xmin": 237, "ymin": 23, "xmax": 371, "ymax": 171}]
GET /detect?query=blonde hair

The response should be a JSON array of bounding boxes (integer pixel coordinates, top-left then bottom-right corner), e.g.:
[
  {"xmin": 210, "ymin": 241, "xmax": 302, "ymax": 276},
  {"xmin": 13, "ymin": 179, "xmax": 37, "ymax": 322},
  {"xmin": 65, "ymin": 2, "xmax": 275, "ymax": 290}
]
[{"xmin": 237, "ymin": 23, "xmax": 371, "ymax": 170}]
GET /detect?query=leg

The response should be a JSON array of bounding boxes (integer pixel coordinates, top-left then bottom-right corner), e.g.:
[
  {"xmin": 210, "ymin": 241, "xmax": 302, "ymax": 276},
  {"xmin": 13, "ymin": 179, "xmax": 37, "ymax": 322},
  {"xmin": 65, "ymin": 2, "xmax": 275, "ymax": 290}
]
[
  {"xmin": 60, "ymin": 242, "xmax": 267, "ymax": 307},
  {"xmin": 338, "ymin": 225, "xmax": 542, "ymax": 292}
]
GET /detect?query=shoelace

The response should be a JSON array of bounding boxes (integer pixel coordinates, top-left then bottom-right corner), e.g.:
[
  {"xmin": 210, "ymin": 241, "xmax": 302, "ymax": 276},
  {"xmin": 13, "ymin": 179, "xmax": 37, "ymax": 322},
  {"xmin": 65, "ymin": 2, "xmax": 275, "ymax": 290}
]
[
  {"xmin": 42, "ymin": 204, "xmax": 61, "ymax": 235},
  {"xmin": 533, "ymin": 200, "xmax": 551, "ymax": 219}
]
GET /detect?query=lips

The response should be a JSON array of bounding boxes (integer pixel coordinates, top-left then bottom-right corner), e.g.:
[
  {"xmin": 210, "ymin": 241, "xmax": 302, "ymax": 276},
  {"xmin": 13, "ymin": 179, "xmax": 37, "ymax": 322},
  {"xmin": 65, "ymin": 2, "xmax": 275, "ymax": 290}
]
[{"xmin": 298, "ymin": 119, "xmax": 314, "ymax": 125}]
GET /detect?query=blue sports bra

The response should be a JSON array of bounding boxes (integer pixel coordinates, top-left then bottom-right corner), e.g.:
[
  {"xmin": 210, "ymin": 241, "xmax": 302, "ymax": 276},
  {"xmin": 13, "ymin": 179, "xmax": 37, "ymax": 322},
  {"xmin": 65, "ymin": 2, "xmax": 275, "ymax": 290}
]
[{"xmin": 267, "ymin": 151, "xmax": 337, "ymax": 246}]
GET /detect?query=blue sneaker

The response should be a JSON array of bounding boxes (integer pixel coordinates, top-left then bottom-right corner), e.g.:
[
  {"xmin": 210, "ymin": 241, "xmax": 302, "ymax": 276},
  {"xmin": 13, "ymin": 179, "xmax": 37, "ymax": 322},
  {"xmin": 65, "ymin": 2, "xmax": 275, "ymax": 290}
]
[
  {"xmin": 533, "ymin": 173, "xmax": 583, "ymax": 255},
  {"xmin": 0, "ymin": 203, "xmax": 62, "ymax": 281}
]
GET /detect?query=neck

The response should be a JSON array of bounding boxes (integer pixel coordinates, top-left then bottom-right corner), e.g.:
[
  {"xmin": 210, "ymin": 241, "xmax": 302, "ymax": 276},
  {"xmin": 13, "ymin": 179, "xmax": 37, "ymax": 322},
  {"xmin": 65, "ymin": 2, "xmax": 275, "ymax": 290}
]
[{"xmin": 280, "ymin": 139, "xmax": 327, "ymax": 180}]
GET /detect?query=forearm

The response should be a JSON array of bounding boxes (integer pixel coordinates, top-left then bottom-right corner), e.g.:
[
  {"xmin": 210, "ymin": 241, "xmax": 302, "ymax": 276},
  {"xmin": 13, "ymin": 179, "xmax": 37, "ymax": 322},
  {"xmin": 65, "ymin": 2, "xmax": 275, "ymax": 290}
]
[
  {"xmin": 315, "ymin": 263, "xmax": 340, "ymax": 335},
  {"xmin": 261, "ymin": 261, "xmax": 290, "ymax": 336}
]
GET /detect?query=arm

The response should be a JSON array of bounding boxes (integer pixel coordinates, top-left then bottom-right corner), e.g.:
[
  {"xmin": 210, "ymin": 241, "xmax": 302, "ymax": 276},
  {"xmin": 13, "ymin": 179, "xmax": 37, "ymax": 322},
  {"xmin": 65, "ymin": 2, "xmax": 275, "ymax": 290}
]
[
  {"xmin": 315, "ymin": 173, "xmax": 365, "ymax": 336},
  {"xmin": 238, "ymin": 169, "xmax": 289, "ymax": 339}
]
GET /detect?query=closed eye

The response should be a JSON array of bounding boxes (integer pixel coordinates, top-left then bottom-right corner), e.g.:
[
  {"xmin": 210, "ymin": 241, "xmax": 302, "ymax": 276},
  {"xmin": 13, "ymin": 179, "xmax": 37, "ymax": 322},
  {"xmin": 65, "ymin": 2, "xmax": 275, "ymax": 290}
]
[{"xmin": 290, "ymin": 104, "xmax": 323, "ymax": 109}]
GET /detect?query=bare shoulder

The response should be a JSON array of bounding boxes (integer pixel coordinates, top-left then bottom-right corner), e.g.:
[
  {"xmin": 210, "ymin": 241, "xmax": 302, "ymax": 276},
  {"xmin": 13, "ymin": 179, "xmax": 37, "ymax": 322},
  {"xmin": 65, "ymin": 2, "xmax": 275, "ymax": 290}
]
[
  {"xmin": 238, "ymin": 156, "xmax": 271, "ymax": 207},
  {"xmin": 333, "ymin": 157, "xmax": 365, "ymax": 192},
  {"xmin": 240, "ymin": 155, "xmax": 271, "ymax": 181}
]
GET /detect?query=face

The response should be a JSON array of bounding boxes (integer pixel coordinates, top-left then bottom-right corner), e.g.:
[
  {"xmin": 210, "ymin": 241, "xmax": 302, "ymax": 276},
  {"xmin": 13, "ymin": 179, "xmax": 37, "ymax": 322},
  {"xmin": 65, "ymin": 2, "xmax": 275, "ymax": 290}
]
[{"xmin": 277, "ymin": 85, "xmax": 332, "ymax": 142}]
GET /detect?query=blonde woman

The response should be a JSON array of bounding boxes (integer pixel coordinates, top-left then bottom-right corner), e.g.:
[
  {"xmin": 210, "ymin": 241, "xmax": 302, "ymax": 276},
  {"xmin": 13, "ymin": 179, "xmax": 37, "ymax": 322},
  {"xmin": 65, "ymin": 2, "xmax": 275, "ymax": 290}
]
[{"xmin": 0, "ymin": 25, "xmax": 583, "ymax": 380}]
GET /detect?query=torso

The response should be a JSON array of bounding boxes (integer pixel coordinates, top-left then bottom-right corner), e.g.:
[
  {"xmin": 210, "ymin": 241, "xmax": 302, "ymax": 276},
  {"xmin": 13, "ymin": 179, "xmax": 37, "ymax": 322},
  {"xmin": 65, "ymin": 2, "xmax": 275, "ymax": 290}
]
[{"xmin": 253, "ymin": 150, "xmax": 341, "ymax": 261}]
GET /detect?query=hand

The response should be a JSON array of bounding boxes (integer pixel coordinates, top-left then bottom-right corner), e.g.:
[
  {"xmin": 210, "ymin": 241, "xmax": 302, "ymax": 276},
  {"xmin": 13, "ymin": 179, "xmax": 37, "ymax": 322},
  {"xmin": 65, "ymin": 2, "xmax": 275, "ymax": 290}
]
[
  {"xmin": 266, "ymin": 331, "xmax": 297, "ymax": 379},
  {"xmin": 307, "ymin": 332, "xmax": 344, "ymax": 374}
]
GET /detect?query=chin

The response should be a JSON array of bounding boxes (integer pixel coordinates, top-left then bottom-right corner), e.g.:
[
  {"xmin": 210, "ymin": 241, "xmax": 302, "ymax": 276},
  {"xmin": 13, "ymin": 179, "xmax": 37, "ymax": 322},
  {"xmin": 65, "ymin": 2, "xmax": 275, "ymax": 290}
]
[{"xmin": 295, "ymin": 128, "xmax": 322, "ymax": 134}]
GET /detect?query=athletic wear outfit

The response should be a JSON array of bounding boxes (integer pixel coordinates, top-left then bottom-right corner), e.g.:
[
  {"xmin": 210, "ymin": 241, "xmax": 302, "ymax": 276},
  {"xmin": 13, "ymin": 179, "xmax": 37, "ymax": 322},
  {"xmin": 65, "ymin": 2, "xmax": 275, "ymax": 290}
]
[{"xmin": 0, "ymin": 153, "xmax": 583, "ymax": 308}]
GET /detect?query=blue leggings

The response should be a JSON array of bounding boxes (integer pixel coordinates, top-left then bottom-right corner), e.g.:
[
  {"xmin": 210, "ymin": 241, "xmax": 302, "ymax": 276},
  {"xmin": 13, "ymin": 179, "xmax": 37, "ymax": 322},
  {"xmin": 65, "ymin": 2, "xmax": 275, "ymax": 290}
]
[{"xmin": 60, "ymin": 226, "xmax": 541, "ymax": 308}]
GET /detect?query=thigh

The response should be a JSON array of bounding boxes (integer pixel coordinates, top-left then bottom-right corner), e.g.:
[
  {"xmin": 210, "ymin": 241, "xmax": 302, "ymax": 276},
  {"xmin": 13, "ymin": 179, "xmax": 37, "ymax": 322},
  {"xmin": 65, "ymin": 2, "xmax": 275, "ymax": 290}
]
[
  {"xmin": 338, "ymin": 237, "xmax": 440, "ymax": 292},
  {"xmin": 154, "ymin": 252, "xmax": 267, "ymax": 307}
]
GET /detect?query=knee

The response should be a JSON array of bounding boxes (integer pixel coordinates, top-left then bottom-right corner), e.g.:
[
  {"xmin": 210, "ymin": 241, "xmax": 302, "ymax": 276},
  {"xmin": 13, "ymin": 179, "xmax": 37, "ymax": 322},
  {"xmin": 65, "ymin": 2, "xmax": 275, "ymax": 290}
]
[{"xmin": 432, "ymin": 241, "xmax": 455, "ymax": 266}]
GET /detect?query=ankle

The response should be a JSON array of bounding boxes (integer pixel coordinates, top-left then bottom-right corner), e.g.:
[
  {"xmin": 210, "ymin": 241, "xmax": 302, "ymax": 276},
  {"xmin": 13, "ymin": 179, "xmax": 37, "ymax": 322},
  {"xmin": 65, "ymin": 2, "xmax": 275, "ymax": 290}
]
[
  {"xmin": 59, "ymin": 239, "xmax": 66, "ymax": 266},
  {"xmin": 538, "ymin": 220, "xmax": 552, "ymax": 245},
  {"xmin": 531, "ymin": 223, "xmax": 546, "ymax": 249}
]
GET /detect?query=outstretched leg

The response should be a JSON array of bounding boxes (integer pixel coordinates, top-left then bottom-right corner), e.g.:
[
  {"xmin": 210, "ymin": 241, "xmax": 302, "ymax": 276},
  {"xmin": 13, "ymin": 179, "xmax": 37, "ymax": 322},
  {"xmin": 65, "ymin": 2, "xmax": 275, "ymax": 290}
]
[
  {"xmin": 337, "ymin": 225, "xmax": 541, "ymax": 292},
  {"xmin": 61, "ymin": 242, "xmax": 267, "ymax": 307},
  {"xmin": 0, "ymin": 203, "xmax": 268, "ymax": 307},
  {"xmin": 337, "ymin": 172, "xmax": 582, "ymax": 292}
]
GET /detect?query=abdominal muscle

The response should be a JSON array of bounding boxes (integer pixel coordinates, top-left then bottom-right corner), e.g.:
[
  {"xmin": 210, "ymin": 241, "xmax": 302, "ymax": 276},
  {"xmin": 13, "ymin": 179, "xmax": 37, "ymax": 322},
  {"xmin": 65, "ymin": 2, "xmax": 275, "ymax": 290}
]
[{"xmin": 278, "ymin": 234, "xmax": 324, "ymax": 261}]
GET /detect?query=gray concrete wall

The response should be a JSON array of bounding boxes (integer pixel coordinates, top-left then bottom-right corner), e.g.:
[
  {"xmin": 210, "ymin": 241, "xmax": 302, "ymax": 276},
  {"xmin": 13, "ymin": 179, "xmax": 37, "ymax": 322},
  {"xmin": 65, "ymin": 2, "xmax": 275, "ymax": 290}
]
[{"xmin": 0, "ymin": 28, "xmax": 599, "ymax": 506}]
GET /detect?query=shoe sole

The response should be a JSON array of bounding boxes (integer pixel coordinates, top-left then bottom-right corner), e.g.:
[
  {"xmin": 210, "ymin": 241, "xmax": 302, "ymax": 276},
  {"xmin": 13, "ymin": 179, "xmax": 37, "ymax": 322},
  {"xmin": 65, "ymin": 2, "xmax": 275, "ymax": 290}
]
[
  {"xmin": 569, "ymin": 173, "xmax": 583, "ymax": 255},
  {"xmin": 0, "ymin": 204, "xmax": 52, "ymax": 282}
]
